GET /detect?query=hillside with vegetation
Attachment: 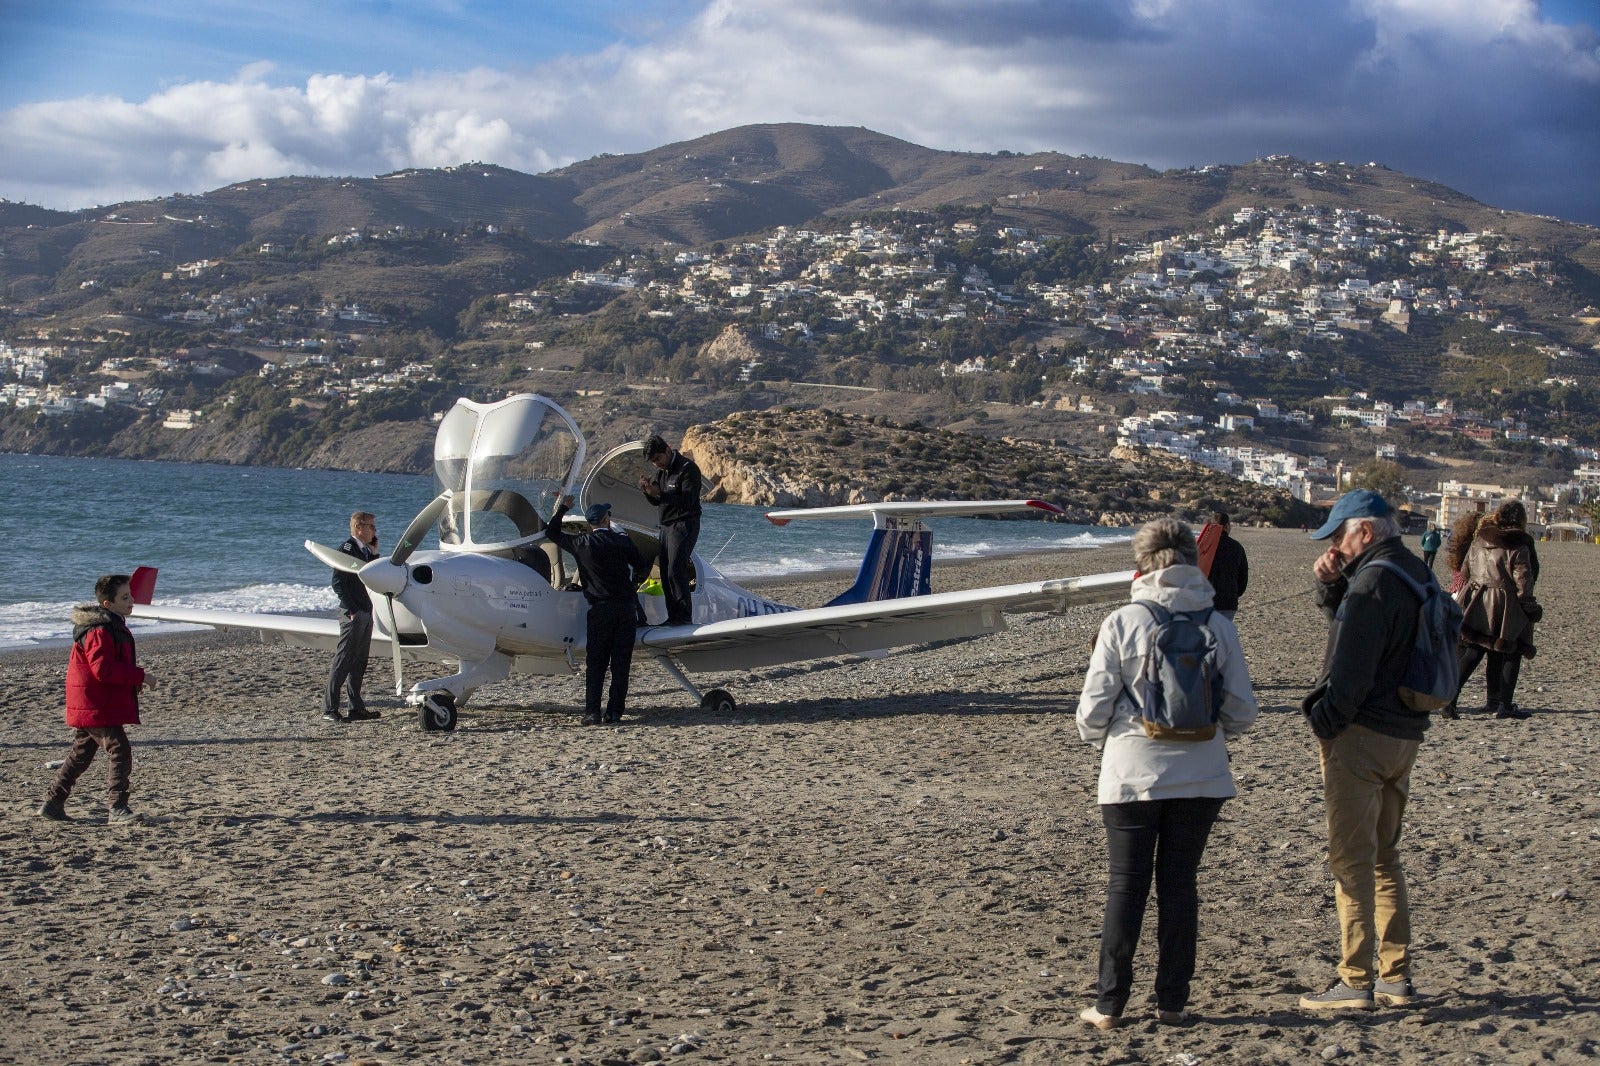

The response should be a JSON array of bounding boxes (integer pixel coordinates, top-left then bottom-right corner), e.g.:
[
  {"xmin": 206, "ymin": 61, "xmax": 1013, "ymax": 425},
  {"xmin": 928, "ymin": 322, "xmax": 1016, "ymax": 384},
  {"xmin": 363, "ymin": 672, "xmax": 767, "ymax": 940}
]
[{"xmin": 3, "ymin": 123, "xmax": 1600, "ymax": 518}]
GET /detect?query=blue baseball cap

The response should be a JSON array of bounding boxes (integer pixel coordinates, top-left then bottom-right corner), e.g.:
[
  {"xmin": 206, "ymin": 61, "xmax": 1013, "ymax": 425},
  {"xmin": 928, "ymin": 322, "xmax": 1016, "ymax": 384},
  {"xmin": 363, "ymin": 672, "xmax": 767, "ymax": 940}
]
[
  {"xmin": 1310, "ymin": 488, "xmax": 1392, "ymax": 540},
  {"xmin": 584, "ymin": 502, "xmax": 612, "ymax": 524}
]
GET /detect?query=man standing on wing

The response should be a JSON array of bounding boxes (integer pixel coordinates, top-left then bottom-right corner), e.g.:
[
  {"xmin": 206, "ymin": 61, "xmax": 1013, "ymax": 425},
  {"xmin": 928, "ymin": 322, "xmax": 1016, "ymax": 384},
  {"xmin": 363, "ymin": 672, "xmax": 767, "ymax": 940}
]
[
  {"xmin": 1299, "ymin": 489, "xmax": 1429, "ymax": 1012},
  {"xmin": 637, "ymin": 434, "xmax": 703, "ymax": 626}
]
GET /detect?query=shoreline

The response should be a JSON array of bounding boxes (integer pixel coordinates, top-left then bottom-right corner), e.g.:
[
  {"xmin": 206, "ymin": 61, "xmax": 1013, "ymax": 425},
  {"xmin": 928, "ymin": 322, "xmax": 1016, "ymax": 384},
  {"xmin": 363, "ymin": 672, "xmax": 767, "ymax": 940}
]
[{"xmin": 0, "ymin": 537, "xmax": 1133, "ymax": 664}]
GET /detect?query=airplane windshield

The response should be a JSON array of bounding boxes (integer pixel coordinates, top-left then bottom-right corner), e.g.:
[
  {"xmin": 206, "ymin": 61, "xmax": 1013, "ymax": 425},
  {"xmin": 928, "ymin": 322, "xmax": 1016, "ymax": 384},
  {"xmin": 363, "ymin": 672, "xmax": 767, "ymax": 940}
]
[{"xmin": 433, "ymin": 395, "xmax": 586, "ymax": 550}]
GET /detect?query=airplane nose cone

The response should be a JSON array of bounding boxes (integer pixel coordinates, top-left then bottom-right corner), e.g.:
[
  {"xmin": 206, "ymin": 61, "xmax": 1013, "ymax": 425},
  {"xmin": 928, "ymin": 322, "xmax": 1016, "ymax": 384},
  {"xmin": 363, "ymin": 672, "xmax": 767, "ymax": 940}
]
[{"xmin": 360, "ymin": 559, "xmax": 407, "ymax": 597}]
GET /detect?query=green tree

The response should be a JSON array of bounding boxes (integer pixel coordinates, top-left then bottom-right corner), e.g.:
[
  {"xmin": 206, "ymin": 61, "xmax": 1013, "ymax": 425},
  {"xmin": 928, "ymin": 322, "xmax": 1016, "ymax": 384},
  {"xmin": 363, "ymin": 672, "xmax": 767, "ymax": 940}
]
[{"xmin": 1348, "ymin": 460, "xmax": 1407, "ymax": 506}]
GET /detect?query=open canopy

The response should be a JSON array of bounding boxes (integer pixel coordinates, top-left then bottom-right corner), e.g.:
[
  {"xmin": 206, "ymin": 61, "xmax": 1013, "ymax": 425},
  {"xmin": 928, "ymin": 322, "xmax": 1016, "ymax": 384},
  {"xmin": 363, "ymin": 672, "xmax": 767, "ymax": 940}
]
[{"xmin": 433, "ymin": 395, "xmax": 586, "ymax": 551}]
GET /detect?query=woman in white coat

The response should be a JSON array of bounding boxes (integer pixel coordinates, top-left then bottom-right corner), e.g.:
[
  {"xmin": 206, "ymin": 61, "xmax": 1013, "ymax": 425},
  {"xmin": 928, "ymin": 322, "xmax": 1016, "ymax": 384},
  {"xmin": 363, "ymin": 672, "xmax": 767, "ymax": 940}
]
[{"xmin": 1076, "ymin": 517, "xmax": 1258, "ymax": 1028}]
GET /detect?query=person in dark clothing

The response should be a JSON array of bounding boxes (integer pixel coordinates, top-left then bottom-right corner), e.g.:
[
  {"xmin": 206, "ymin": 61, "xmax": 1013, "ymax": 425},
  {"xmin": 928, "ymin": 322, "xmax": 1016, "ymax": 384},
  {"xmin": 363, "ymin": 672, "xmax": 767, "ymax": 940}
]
[
  {"xmin": 1298, "ymin": 489, "xmax": 1429, "ymax": 1012},
  {"xmin": 547, "ymin": 495, "xmax": 650, "ymax": 724},
  {"xmin": 1419, "ymin": 524, "xmax": 1442, "ymax": 570},
  {"xmin": 637, "ymin": 434, "xmax": 703, "ymax": 626},
  {"xmin": 325, "ymin": 510, "xmax": 380, "ymax": 723},
  {"xmin": 40, "ymin": 574, "xmax": 149, "ymax": 824},
  {"xmin": 1453, "ymin": 500, "xmax": 1541, "ymax": 720},
  {"xmin": 1206, "ymin": 511, "xmax": 1249, "ymax": 620}
]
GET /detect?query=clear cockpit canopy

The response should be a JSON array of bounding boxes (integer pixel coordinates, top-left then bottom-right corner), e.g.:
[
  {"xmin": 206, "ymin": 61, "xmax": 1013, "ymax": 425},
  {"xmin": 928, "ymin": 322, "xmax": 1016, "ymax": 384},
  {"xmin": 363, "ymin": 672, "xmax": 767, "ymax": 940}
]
[{"xmin": 433, "ymin": 395, "xmax": 587, "ymax": 551}]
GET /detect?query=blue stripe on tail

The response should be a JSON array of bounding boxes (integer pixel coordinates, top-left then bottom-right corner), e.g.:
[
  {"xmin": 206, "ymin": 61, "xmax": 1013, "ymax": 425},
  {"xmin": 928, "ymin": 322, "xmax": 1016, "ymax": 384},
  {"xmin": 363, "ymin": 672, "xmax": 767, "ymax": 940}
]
[{"xmin": 825, "ymin": 526, "xmax": 933, "ymax": 607}]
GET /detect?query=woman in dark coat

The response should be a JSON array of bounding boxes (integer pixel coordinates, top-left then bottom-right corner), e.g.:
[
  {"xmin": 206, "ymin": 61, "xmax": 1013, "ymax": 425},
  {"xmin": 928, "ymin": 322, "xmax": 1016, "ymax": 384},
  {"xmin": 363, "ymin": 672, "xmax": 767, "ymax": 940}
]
[{"xmin": 1453, "ymin": 501, "xmax": 1541, "ymax": 720}]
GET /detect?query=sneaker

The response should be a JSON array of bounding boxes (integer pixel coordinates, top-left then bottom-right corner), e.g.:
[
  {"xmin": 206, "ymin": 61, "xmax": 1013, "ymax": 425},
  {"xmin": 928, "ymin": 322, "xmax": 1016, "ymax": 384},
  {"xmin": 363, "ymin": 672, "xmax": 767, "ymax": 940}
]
[
  {"xmin": 322, "ymin": 709, "xmax": 347, "ymax": 723},
  {"xmin": 602, "ymin": 712, "xmax": 621, "ymax": 724},
  {"xmin": 346, "ymin": 707, "xmax": 382, "ymax": 721},
  {"xmin": 1079, "ymin": 1006, "xmax": 1120, "ymax": 1030},
  {"xmin": 1374, "ymin": 978, "xmax": 1416, "ymax": 1006},
  {"xmin": 1299, "ymin": 981, "xmax": 1375, "ymax": 1011},
  {"xmin": 1494, "ymin": 703, "xmax": 1531, "ymax": 720},
  {"xmin": 39, "ymin": 798, "xmax": 70, "ymax": 822},
  {"xmin": 580, "ymin": 714, "xmax": 601, "ymax": 726},
  {"xmin": 107, "ymin": 804, "xmax": 141, "ymax": 824},
  {"xmin": 1157, "ymin": 1009, "xmax": 1193, "ymax": 1024}
]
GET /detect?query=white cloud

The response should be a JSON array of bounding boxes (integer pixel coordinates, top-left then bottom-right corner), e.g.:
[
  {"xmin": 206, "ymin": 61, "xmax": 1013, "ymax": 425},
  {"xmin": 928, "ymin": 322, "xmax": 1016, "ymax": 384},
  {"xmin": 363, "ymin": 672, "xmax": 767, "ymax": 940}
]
[{"xmin": 1, "ymin": 0, "xmax": 1596, "ymax": 224}]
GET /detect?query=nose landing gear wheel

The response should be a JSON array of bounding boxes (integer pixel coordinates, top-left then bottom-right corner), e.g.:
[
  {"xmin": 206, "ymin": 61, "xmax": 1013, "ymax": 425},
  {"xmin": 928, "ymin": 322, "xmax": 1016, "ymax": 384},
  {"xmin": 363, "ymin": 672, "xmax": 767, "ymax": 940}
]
[
  {"xmin": 700, "ymin": 688, "xmax": 737, "ymax": 715},
  {"xmin": 420, "ymin": 692, "xmax": 458, "ymax": 732}
]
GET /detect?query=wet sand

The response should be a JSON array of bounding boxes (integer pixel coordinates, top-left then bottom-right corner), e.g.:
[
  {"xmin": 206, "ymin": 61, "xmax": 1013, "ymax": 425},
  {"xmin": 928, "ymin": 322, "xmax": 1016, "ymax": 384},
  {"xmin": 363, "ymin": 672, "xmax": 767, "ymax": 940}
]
[{"xmin": 2, "ymin": 528, "xmax": 1596, "ymax": 1064}]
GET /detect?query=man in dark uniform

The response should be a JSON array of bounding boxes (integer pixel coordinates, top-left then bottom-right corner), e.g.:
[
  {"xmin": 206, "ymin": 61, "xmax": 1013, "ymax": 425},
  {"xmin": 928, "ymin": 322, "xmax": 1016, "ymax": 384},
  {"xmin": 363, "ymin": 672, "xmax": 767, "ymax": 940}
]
[
  {"xmin": 1208, "ymin": 511, "xmax": 1249, "ymax": 621},
  {"xmin": 546, "ymin": 495, "xmax": 650, "ymax": 725},
  {"xmin": 637, "ymin": 434, "xmax": 703, "ymax": 626},
  {"xmin": 325, "ymin": 510, "xmax": 381, "ymax": 723}
]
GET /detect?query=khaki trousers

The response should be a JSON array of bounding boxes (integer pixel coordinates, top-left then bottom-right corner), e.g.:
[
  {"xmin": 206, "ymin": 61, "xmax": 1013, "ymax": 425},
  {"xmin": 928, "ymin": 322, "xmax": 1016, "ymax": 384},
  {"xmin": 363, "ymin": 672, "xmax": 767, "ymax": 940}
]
[{"xmin": 1318, "ymin": 723, "xmax": 1420, "ymax": 988}]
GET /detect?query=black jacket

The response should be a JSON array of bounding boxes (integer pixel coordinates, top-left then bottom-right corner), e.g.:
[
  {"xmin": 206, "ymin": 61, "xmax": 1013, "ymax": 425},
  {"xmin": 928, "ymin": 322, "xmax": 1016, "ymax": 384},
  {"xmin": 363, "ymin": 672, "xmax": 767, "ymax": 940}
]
[
  {"xmin": 332, "ymin": 537, "xmax": 378, "ymax": 613},
  {"xmin": 1302, "ymin": 535, "xmax": 1431, "ymax": 742},
  {"xmin": 1208, "ymin": 533, "xmax": 1249, "ymax": 611},
  {"xmin": 546, "ymin": 503, "xmax": 650, "ymax": 606},
  {"xmin": 644, "ymin": 451, "xmax": 703, "ymax": 526}
]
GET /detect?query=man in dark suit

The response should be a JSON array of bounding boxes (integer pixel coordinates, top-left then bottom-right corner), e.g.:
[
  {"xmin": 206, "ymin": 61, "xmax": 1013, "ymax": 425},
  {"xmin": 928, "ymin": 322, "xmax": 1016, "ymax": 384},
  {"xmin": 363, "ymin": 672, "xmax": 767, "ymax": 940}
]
[
  {"xmin": 546, "ymin": 496, "xmax": 650, "ymax": 724},
  {"xmin": 325, "ymin": 511, "xmax": 380, "ymax": 723}
]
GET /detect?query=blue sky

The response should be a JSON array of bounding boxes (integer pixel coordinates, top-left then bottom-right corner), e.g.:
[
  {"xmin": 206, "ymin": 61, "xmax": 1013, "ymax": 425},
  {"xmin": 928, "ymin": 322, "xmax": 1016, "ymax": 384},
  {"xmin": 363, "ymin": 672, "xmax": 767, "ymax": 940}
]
[{"xmin": 3, "ymin": 0, "xmax": 1598, "ymax": 226}]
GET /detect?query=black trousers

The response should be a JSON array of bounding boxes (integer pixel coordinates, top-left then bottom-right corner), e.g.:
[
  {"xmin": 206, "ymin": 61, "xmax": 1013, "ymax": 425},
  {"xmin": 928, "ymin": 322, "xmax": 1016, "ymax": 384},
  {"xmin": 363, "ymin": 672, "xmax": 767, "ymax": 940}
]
[
  {"xmin": 586, "ymin": 599, "xmax": 638, "ymax": 719},
  {"xmin": 1096, "ymin": 797, "xmax": 1226, "ymax": 1015},
  {"xmin": 657, "ymin": 516, "xmax": 700, "ymax": 625},
  {"xmin": 48, "ymin": 726, "xmax": 133, "ymax": 808},
  {"xmin": 325, "ymin": 609, "xmax": 373, "ymax": 714},
  {"xmin": 1456, "ymin": 644, "xmax": 1522, "ymax": 708}
]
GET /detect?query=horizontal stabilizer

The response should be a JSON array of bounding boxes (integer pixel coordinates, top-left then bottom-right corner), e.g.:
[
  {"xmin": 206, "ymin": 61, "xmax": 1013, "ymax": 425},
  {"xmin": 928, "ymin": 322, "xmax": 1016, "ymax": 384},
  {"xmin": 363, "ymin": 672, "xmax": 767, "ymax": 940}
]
[{"xmin": 766, "ymin": 499, "xmax": 1063, "ymax": 526}]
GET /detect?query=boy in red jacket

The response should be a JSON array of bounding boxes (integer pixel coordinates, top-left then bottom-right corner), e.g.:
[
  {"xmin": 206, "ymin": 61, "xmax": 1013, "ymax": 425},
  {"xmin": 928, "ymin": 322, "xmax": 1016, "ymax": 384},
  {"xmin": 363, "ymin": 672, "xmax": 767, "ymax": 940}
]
[{"xmin": 39, "ymin": 574, "xmax": 150, "ymax": 824}]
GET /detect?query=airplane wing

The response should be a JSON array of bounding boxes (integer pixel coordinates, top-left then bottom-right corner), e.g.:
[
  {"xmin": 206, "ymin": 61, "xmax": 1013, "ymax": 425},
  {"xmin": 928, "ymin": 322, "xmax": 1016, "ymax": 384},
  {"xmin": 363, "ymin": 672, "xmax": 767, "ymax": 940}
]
[
  {"xmin": 640, "ymin": 569, "xmax": 1134, "ymax": 671},
  {"xmin": 129, "ymin": 604, "xmax": 444, "ymax": 661}
]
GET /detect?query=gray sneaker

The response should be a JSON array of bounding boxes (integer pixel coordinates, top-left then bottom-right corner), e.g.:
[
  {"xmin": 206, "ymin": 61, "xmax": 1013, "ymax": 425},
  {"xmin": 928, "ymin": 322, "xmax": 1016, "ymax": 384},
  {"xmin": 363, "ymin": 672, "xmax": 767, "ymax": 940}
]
[
  {"xmin": 1299, "ymin": 981, "xmax": 1375, "ymax": 1010},
  {"xmin": 39, "ymin": 798, "xmax": 70, "ymax": 821},
  {"xmin": 107, "ymin": 804, "xmax": 141, "ymax": 824},
  {"xmin": 1374, "ymin": 978, "xmax": 1416, "ymax": 1006}
]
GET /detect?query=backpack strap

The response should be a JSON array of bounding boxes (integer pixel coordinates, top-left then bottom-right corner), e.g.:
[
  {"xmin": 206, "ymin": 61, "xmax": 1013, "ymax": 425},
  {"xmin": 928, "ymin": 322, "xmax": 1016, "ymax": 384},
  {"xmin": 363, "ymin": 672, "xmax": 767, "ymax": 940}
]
[
  {"xmin": 1133, "ymin": 600, "xmax": 1170, "ymax": 626},
  {"xmin": 1361, "ymin": 558, "xmax": 1433, "ymax": 602}
]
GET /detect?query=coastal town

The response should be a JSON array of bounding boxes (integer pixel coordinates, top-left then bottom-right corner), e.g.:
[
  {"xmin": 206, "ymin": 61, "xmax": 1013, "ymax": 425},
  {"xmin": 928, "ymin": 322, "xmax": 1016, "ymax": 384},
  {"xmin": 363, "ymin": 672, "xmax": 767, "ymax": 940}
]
[{"xmin": 3, "ymin": 157, "xmax": 1598, "ymax": 531}]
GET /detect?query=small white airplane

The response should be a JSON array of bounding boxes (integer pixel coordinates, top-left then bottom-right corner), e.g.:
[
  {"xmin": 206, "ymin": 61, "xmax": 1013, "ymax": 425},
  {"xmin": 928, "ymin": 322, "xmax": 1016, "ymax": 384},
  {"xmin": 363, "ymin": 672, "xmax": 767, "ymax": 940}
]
[{"xmin": 131, "ymin": 393, "xmax": 1134, "ymax": 730}]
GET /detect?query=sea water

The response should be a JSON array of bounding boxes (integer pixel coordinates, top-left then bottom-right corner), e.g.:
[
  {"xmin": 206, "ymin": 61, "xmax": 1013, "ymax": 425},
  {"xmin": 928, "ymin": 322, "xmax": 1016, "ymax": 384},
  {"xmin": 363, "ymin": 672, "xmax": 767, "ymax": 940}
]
[{"xmin": 0, "ymin": 452, "xmax": 1129, "ymax": 647}]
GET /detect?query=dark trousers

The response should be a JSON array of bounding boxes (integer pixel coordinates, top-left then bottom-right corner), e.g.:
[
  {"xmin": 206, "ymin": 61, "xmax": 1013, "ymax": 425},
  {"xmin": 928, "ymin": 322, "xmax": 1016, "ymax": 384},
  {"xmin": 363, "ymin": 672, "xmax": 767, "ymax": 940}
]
[
  {"xmin": 47, "ymin": 726, "xmax": 132, "ymax": 808},
  {"xmin": 657, "ymin": 516, "xmax": 700, "ymax": 625},
  {"xmin": 325, "ymin": 609, "xmax": 373, "ymax": 714},
  {"xmin": 1456, "ymin": 644, "xmax": 1522, "ymax": 708},
  {"xmin": 1096, "ymin": 797, "xmax": 1226, "ymax": 1015},
  {"xmin": 1422, "ymin": 551, "xmax": 1438, "ymax": 569},
  {"xmin": 586, "ymin": 599, "xmax": 638, "ymax": 719}
]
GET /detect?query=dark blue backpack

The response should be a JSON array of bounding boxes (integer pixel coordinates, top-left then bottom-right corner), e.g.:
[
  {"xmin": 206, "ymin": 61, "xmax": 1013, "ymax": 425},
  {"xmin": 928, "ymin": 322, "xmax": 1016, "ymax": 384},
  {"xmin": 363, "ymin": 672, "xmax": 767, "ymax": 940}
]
[
  {"xmin": 1361, "ymin": 559, "xmax": 1464, "ymax": 714},
  {"xmin": 1129, "ymin": 602, "xmax": 1225, "ymax": 741}
]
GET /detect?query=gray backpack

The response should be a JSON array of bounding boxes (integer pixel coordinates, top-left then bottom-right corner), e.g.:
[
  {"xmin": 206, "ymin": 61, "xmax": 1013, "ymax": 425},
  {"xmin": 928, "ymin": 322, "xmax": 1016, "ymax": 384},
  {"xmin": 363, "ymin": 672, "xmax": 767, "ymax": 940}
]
[{"xmin": 1128, "ymin": 602, "xmax": 1225, "ymax": 741}]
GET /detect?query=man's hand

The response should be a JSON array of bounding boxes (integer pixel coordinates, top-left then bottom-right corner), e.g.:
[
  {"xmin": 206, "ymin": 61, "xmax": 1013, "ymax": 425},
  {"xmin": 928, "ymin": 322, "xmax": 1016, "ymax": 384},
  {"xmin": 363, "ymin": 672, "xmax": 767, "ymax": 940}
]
[
  {"xmin": 1312, "ymin": 546, "xmax": 1345, "ymax": 584},
  {"xmin": 559, "ymin": 493, "xmax": 574, "ymax": 509},
  {"xmin": 637, "ymin": 475, "xmax": 652, "ymax": 492}
]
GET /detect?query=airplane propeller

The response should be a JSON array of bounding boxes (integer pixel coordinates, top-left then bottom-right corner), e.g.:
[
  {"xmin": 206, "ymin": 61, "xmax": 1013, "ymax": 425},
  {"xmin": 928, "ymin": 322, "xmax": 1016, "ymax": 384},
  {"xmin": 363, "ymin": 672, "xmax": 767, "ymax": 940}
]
[{"xmin": 304, "ymin": 491, "xmax": 454, "ymax": 697}]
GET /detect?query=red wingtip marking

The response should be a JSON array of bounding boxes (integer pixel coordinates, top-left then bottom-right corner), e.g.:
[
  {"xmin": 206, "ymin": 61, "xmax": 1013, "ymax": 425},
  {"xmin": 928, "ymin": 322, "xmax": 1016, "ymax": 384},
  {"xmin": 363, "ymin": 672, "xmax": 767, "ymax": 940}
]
[
  {"xmin": 1024, "ymin": 499, "xmax": 1066, "ymax": 515},
  {"xmin": 129, "ymin": 567, "xmax": 158, "ymax": 605}
]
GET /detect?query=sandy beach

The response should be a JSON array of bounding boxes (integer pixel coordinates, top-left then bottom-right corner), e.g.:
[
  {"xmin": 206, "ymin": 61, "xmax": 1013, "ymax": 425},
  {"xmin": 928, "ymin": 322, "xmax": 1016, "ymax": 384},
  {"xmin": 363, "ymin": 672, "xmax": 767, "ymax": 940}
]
[{"xmin": 3, "ymin": 528, "xmax": 1596, "ymax": 1065}]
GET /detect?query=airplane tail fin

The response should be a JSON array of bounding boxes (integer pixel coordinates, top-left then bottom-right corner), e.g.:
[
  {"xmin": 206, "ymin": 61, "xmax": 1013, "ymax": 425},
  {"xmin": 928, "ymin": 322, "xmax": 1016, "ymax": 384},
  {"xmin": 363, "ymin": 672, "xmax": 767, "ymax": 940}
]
[
  {"xmin": 826, "ymin": 523, "xmax": 932, "ymax": 607},
  {"xmin": 129, "ymin": 567, "xmax": 158, "ymax": 605},
  {"xmin": 763, "ymin": 500, "xmax": 1065, "ymax": 609}
]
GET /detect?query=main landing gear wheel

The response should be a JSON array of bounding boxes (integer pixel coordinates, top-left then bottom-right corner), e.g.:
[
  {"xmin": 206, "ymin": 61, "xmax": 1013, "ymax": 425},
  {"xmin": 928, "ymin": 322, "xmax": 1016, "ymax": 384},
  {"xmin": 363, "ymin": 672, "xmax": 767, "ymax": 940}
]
[
  {"xmin": 419, "ymin": 692, "xmax": 458, "ymax": 732},
  {"xmin": 700, "ymin": 688, "xmax": 737, "ymax": 715}
]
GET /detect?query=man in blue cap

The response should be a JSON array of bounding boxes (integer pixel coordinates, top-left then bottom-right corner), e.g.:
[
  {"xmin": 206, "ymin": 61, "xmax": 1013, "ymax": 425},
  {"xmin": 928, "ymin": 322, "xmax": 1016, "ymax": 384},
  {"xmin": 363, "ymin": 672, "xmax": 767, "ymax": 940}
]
[
  {"xmin": 1298, "ymin": 488, "xmax": 1431, "ymax": 1012},
  {"xmin": 547, "ymin": 495, "xmax": 650, "ymax": 725}
]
